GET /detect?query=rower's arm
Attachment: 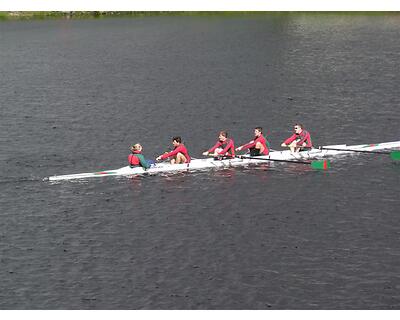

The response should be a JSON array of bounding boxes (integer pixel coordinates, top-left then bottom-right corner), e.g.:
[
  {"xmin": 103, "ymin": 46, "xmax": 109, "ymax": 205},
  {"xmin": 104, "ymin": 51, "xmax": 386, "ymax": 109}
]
[
  {"xmin": 296, "ymin": 132, "xmax": 312, "ymax": 147},
  {"xmin": 160, "ymin": 149, "xmax": 178, "ymax": 160},
  {"xmin": 240, "ymin": 140, "xmax": 256, "ymax": 150},
  {"xmin": 219, "ymin": 140, "xmax": 234, "ymax": 155},
  {"xmin": 137, "ymin": 154, "xmax": 150, "ymax": 169},
  {"xmin": 283, "ymin": 134, "xmax": 296, "ymax": 145},
  {"xmin": 207, "ymin": 141, "xmax": 221, "ymax": 153}
]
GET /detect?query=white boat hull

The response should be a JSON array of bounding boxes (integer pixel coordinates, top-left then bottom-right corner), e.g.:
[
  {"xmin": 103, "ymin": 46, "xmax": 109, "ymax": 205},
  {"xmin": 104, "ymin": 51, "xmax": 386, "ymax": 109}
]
[{"xmin": 47, "ymin": 141, "xmax": 400, "ymax": 181}]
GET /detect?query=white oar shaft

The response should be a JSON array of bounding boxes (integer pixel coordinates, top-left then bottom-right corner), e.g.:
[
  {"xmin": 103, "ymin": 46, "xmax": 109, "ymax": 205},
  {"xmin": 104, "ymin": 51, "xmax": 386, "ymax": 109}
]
[{"xmin": 319, "ymin": 147, "xmax": 391, "ymax": 155}]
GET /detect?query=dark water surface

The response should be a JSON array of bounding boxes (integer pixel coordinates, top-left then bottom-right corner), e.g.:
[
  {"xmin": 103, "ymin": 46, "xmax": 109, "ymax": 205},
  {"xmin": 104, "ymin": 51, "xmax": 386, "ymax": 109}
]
[{"xmin": 1, "ymin": 14, "xmax": 400, "ymax": 309}]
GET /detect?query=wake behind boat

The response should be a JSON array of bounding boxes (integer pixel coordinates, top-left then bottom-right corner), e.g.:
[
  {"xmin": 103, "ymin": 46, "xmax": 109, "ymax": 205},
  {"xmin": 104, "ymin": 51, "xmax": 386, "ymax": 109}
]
[{"xmin": 47, "ymin": 141, "xmax": 400, "ymax": 181}]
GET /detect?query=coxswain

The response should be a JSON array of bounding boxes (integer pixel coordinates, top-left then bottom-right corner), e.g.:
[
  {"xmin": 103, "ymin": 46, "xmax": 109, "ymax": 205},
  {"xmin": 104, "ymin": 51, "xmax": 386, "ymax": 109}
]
[
  {"xmin": 156, "ymin": 136, "xmax": 191, "ymax": 164},
  {"xmin": 236, "ymin": 127, "xmax": 270, "ymax": 156},
  {"xmin": 202, "ymin": 130, "xmax": 235, "ymax": 158},
  {"xmin": 281, "ymin": 123, "xmax": 312, "ymax": 153},
  {"xmin": 128, "ymin": 144, "xmax": 153, "ymax": 169}
]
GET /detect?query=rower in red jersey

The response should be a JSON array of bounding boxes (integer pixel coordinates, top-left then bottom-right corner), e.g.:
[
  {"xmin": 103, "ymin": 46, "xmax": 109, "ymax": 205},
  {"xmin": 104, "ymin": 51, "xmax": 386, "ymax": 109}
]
[
  {"xmin": 236, "ymin": 127, "xmax": 270, "ymax": 156},
  {"xmin": 202, "ymin": 130, "xmax": 235, "ymax": 158},
  {"xmin": 156, "ymin": 136, "xmax": 191, "ymax": 164},
  {"xmin": 281, "ymin": 123, "xmax": 313, "ymax": 153}
]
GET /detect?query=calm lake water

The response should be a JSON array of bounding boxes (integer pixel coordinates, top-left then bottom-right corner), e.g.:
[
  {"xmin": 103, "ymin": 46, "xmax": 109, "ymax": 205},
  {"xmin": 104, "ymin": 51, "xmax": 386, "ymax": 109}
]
[{"xmin": 0, "ymin": 14, "xmax": 400, "ymax": 309}]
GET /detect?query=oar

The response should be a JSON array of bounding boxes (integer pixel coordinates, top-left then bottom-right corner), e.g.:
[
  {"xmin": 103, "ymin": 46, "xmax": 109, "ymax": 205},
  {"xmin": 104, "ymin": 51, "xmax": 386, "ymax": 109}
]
[
  {"xmin": 319, "ymin": 147, "xmax": 400, "ymax": 161},
  {"xmin": 237, "ymin": 155, "xmax": 330, "ymax": 170}
]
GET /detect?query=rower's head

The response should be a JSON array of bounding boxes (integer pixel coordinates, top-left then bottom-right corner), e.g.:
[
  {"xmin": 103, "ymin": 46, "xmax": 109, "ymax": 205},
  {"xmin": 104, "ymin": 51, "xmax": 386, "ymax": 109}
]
[
  {"xmin": 172, "ymin": 136, "xmax": 182, "ymax": 146},
  {"xmin": 131, "ymin": 143, "xmax": 142, "ymax": 153},
  {"xmin": 294, "ymin": 123, "xmax": 303, "ymax": 134},
  {"xmin": 254, "ymin": 127, "xmax": 262, "ymax": 137},
  {"xmin": 218, "ymin": 131, "xmax": 228, "ymax": 141}
]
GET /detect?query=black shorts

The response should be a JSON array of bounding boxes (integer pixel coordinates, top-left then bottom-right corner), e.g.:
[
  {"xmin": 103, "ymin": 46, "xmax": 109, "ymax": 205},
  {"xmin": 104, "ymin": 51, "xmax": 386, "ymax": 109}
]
[
  {"xmin": 213, "ymin": 155, "xmax": 234, "ymax": 160},
  {"xmin": 249, "ymin": 148, "xmax": 261, "ymax": 156}
]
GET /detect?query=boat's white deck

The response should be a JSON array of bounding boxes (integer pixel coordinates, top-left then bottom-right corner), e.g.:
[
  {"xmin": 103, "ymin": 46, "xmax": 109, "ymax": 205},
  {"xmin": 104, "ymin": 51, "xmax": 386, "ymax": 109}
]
[{"xmin": 48, "ymin": 141, "xmax": 400, "ymax": 181}]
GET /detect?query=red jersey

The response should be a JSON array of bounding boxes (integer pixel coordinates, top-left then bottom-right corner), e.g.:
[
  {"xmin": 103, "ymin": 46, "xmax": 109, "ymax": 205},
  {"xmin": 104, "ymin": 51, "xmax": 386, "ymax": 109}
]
[
  {"xmin": 283, "ymin": 130, "xmax": 312, "ymax": 148},
  {"xmin": 128, "ymin": 151, "xmax": 141, "ymax": 166},
  {"xmin": 241, "ymin": 134, "xmax": 269, "ymax": 155},
  {"xmin": 160, "ymin": 144, "xmax": 191, "ymax": 163},
  {"xmin": 207, "ymin": 138, "xmax": 235, "ymax": 157}
]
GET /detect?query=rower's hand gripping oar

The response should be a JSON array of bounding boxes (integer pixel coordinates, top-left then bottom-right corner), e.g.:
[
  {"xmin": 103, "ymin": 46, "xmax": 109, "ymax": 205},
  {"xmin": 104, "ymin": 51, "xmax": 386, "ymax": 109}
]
[
  {"xmin": 236, "ymin": 155, "xmax": 331, "ymax": 170},
  {"xmin": 318, "ymin": 146, "xmax": 400, "ymax": 161}
]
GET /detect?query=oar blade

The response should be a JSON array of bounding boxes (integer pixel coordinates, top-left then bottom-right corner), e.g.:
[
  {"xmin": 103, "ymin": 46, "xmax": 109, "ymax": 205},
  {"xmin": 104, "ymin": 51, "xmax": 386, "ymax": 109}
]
[
  {"xmin": 390, "ymin": 151, "xmax": 400, "ymax": 161},
  {"xmin": 311, "ymin": 159, "xmax": 331, "ymax": 170}
]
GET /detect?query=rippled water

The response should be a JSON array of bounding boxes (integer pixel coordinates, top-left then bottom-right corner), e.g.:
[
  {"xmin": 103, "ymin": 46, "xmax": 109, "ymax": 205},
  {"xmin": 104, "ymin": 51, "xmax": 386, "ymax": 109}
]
[{"xmin": 1, "ymin": 14, "xmax": 400, "ymax": 309}]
